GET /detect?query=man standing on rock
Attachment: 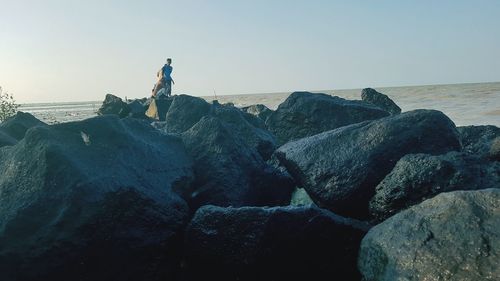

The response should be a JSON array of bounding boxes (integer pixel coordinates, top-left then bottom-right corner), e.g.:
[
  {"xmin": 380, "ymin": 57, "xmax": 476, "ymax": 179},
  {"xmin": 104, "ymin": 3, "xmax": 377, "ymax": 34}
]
[{"xmin": 152, "ymin": 58, "xmax": 175, "ymax": 98}]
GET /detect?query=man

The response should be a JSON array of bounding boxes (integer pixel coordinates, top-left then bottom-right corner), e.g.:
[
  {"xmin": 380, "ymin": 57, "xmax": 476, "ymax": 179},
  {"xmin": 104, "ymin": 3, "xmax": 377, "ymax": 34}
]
[{"xmin": 152, "ymin": 58, "xmax": 175, "ymax": 98}]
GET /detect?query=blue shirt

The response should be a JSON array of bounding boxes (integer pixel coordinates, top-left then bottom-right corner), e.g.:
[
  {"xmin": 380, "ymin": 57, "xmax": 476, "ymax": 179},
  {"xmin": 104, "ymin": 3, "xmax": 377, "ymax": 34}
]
[{"xmin": 162, "ymin": 64, "xmax": 173, "ymax": 80}]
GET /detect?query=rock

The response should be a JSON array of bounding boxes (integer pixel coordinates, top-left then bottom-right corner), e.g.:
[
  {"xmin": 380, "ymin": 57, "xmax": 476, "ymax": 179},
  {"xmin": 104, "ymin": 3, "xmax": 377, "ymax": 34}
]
[
  {"xmin": 126, "ymin": 98, "xmax": 149, "ymax": 119},
  {"xmin": 145, "ymin": 97, "xmax": 174, "ymax": 121},
  {"xmin": 0, "ymin": 115, "xmax": 193, "ymax": 281},
  {"xmin": 490, "ymin": 137, "xmax": 500, "ymax": 161},
  {"xmin": 361, "ymin": 88, "xmax": 401, "ymax": 115},
  {"xmin": 457, "ymin": 125, "xmax": 500, "ymax": 156},
  {"xmin": 369, "ymin": 151, "xmax": 500, "ymax": 221},
  {"xmin": 290, "ymin": 188, "xmax": 315, "ymax": 206},
  {"xmin": 0, "ymin": 130, "xmax": 16, "ymax": 147},
  {"xmin": 180, "ymin": 116, "xmax": 293, "ymax": 209},
  {"xmin": 211, "ymin": 102, "xmax": 277, "ymax": 160},
  {"xmin": 358, "ymin": 189, "xmax": 500, "ymax": 281},
  {"xmin": 241, "ymin": 104, "xmax": 273, "ymax": 122},
  {"xmin": 183, "ymin": 205, "xmax": 370, "ymax": 280},
  {"xmin": 97, "ymin": 94, "xmax": 131, "ymax": 118},
  {"xmin": 266, "ymin": 91, "xmax": 390, "ymax": 145},
  {"xmin": 0, "ymin": 111, "xmax": 46, "ymax": 140},
  {"xmin": 163, "ymin": 95, "xmax": 211, "ymax": 133},
  {"xmin": 276, "ymin": 109, "xmax": 461, "ymax": 219}
]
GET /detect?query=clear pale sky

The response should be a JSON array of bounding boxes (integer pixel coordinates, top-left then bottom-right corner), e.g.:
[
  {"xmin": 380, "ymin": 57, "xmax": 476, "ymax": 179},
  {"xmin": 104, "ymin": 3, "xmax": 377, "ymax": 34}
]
[{"xmin": 1, "ymin": 0, "xmax": 499, "ymax": 103}]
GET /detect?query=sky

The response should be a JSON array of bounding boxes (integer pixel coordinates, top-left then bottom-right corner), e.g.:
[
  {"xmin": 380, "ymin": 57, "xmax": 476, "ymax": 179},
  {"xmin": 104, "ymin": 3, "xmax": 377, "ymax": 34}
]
[{"xmin": 1, "ymin": 0, "xmax": 499, "ymax": 103}]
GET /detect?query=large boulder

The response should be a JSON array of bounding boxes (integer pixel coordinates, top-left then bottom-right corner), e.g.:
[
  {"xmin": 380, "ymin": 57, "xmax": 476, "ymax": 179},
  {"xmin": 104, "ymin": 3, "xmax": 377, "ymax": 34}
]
[
  {"xmin": 358, "ymin": 189, "xmax": 500, "ymax": 281},
  {"xmin": 275, "ymin": 110, "xmax": 461, "ymax": 219},
  {"xmin": 0, "ymin": 115, "xmax": 193, "ymax": 281},
  {"xmin": 265, "ymin": 91, "xmax": 390, "ymax": 145},
  {"xmin": 457, "ymin": 125, "xmax": 500, "ymax": 156},
  {"xmin": 241, "ymin": 104, "xmax": 273, "ymax": 122},
  {"xmin": 126, "ymin": 98, "xmax": 150, "ymax": 119},
  {"xmin": 361, "ymin": 88, "xmax": 401, "ymax": 115},
  {"xmin": 0, "ymin": 111, "xmax": 46, "ymax": 140},
  {"xmin": 163, "ymin": 95, "xmax": 211, "ymax": 133},
  {"xmin": 183, "ymin": 205, "xmax": 370, "ymax": 280},
  {"xmin": 97, "ymin": 94, "xmax": 131, "ymax": 118},
  {"xmin": 369, "ymin": 151, "xmax": 500, "ymax": 220},
  {"xmin": 180, "ymin": 116, "xmax": 293, "ymax": 209}
]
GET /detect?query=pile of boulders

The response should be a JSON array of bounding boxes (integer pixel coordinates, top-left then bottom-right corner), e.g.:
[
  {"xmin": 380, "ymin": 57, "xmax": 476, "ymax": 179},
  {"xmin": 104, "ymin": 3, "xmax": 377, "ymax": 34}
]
[{"xmin": 0, "ymin": 88, "xmax": 498, "ymax": 280}]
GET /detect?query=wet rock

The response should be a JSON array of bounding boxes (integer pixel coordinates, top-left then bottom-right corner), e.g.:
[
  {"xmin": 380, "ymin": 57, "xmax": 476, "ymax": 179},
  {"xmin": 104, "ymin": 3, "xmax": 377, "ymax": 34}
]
[
  {"xmin": 0, "ymin": 115, "xmax": 193, "ymax": 281},
  {"xmin": 369, "ymin": 151, "xmax": 500, "ymax": 220},
  {"xmin": 266, "ymin": 91, "xmax": 390, "ymax": 145},
  {"xmin": 183, "ymin": 205, "xmax": 370, "ymax": 280},
  {"xmin": 97, "ymin": 94, "xmax": 131, "ymax": 118},
  {"xmin": 276, "ymin": 109, "xmax": 461, "ymax": 219},
  {"xmin": 359, "ymin": 189, "xmax": 500, "ymax": 281},
  {"xmin": 361, "ymin": 88, "xmax": 401, "ymax": 115},
  {"xmin": 0, "ymin": 111, "xmax": 46, "ymax": 140}
]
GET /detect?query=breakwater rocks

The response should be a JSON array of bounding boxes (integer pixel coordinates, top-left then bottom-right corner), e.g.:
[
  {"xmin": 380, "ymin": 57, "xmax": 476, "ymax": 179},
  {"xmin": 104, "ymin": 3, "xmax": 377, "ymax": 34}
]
[{"xmin": 0, "ymin": 88, "xmax": 498, "ymax": 280}]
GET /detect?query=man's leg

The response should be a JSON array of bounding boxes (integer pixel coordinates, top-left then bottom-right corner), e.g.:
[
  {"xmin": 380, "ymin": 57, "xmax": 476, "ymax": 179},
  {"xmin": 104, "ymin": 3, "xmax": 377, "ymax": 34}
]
[{"xmin": 165, "ymin": 80, "xmax": 172, "ymax": 96}]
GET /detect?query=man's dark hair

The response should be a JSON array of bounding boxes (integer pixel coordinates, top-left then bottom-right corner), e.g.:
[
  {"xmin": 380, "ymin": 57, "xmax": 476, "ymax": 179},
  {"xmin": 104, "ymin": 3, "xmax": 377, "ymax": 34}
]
[{"xmin": 167, "ymin": 58, "xmax": 172, "ymax": 63}]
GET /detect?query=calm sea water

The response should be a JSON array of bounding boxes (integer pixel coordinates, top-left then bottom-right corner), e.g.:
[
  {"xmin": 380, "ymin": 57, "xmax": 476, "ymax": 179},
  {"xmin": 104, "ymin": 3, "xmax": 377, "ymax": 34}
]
[{"xmin": 19, "ymin": 82, "xmax": 500, "ymax": 127}]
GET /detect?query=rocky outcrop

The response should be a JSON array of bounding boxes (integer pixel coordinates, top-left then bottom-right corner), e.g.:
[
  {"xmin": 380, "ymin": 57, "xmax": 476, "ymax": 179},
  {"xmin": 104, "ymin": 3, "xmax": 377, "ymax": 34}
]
[
  {"xmin": 457, "ymin": 125, "xmax": 500, "ymax": 156},
  {"xmin": 0, "ymin": 115, "xmax": 193, "ymax": 281},
  {"xmin": 276, "ymin": 110, "xmax": 461, "ymax": 219},
  {"xmin": 369, "ymin": 152, "xmax": 500, "ymax": 220},
  {"xmin": 361, "ymin": 88, "xmax": 401, "ymax": 115},
  {"xmin": 180, "ymin": 116, "xmax": 293, "ymax": 209},
  {"xmin": 265, "ymin": 91, "xmax": 390, "ymax": 145},
  {"xmin": 183, "ymin": 205, "xmax": 370, "ymax": 280},
  {"xmin": 97, "ymin": 94, "xmax": 131, "ymax": 118},
  {"xmin": 0, "ymin": 111, "xmax": 46, "ymax": 140},
  {"xmin": 359, "ymin": 189, "xmax": 500, "ymax": 281},
  {"xmin": 241, "ymin": 104, "xmax": 273, "ymax": 122}
]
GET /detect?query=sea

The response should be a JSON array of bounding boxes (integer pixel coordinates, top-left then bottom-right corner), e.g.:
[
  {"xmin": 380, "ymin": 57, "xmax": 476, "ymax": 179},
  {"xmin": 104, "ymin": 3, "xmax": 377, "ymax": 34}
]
[{"xmin": 19, "ymin": 82, "xmax": 500, "ymax": 127}]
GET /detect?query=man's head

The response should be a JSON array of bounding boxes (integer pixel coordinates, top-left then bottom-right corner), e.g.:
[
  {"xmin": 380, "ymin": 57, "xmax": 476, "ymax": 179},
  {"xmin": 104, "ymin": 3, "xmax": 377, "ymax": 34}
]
[{"xmin": 166, "ymin": 58, "xmax": 172, "ymax": 65}]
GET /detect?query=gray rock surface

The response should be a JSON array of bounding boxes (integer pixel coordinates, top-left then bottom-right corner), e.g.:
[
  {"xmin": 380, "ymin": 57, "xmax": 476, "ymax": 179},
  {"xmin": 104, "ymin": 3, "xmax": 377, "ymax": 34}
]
[
  {"xmin": 0, "ymin": 130, "xmax": 16, "ymax": 147},
  {"xmin": 241, "ymin": 104, "xmax": 273, "ymax": 122},
  {"xmin": 183, "ymin": 205, "xmax": 370, "ymax": 280},
  {"xmin": 180, "ymin": 116, "xmax": 293, "ymax": 209},
  {"xmin": 0, "ymin": 111, "xmax": 46, "ymax": 140},
  {"xmin": 265, "ymin": 91, "xmax": 390, "ymax": 145},
  {"xmin": 361, "ymin": 88, "xmax": 401, "ymax": 115},
  {"xmin": 490, "ymin": 136, "xmax": 500, "ymax": 161},
  {"xmin": 359, "ymin": 189, "xmax": 500, "ymax": 281},
  {"xmin": 276, "ymin": 110, "xmax": 461, "ymax": 219},
  {"xmin": 97, "ymin": 94, "xmax": 131, "ymax": 118},
  {"xmin": 163, "ymin": 95, "xmax": 211, "ymax": 133},
  {"xmin": 457, "ymin": 125, "xmax": 500, "ymax": 156},
  {"xmin": 0, "ymin": 115, "xmax": 193, "ymax": 281},
  {"xmin": 370, "ymin": 151, "xmax": 500, "ymax": 220}
]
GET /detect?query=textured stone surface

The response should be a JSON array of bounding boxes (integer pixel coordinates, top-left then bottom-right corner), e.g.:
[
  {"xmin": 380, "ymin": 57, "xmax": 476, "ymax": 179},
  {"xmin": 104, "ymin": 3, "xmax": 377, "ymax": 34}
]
[
  {"xmin": 361, "ymin": 88, "xmax": 401, "ymax": 115},
  {"xmin": 370, "ymin": 152, "xmax": 500, "ymax": 220},
  {"xmin": 359, "ymin": 189, "xmax": 500, "ymax": 281},
  {"xmin": 266, "ymin": 91, "xmax": 390, "ymax": 145},
  {"xmin": 184, "ymin": 205, "xmax": 370, "ymax": 280},
  {"xmin": 276, "ymin": 110, "xmax": 461, "ymax": 219},
  {"xmin": 0, "ymin": 115, "xmax": 193, "ymax": 281}
]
